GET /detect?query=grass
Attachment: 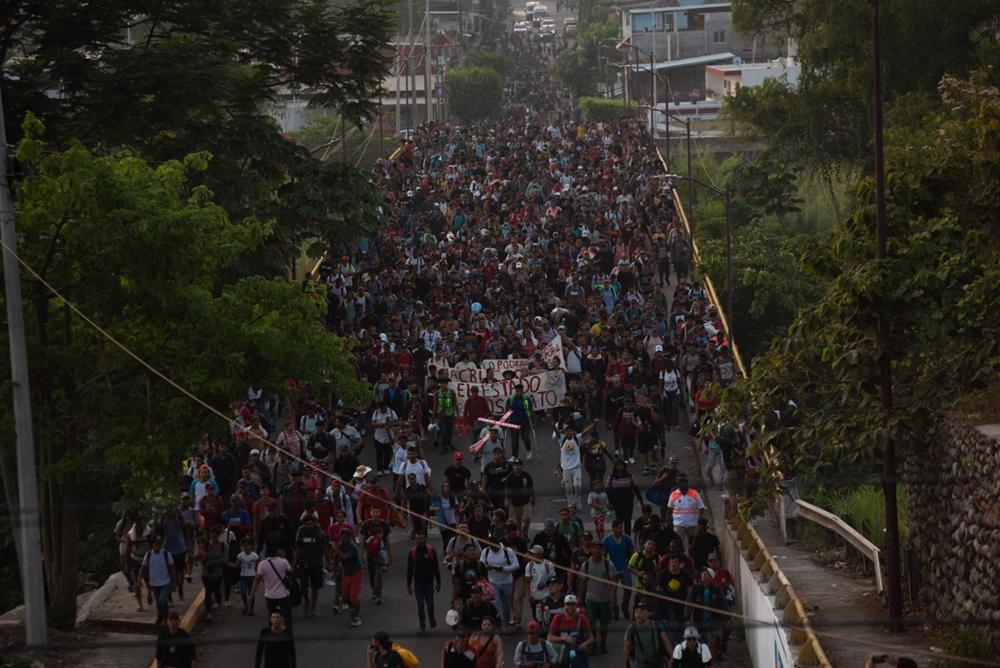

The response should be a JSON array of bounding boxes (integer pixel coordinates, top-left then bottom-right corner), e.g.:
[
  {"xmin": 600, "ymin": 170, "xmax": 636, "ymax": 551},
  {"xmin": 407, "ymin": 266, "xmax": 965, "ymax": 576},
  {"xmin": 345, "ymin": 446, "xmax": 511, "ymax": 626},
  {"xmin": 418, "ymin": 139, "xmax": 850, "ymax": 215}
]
[
  {"xmin": 828, "ymin": 485, "xmax": 908, "ymax": 552},
  {"xmin": 929, "ymin": 628, "xmax": 997, "ymax": 668}
]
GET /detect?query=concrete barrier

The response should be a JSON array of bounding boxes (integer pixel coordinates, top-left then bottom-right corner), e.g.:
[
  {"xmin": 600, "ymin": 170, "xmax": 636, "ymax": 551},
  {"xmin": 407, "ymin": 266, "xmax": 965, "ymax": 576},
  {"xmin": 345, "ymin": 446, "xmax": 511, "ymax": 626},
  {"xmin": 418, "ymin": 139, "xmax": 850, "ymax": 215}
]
[
  {"xmin": 149, "ymin": 588, "xmax": 206, "ymax": 668},
  {"xmin": 726, "ymin": 513, "xmax": 831, "ymax": 667}
]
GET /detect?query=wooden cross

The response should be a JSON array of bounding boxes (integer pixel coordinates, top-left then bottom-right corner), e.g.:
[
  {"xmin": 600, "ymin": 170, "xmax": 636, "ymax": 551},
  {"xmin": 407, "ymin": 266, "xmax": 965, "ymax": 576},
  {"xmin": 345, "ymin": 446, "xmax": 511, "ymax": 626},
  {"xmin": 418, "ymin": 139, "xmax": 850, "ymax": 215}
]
[{"xmin": 469, "ymin": 410, "xmax": 520, "ymax": 453}]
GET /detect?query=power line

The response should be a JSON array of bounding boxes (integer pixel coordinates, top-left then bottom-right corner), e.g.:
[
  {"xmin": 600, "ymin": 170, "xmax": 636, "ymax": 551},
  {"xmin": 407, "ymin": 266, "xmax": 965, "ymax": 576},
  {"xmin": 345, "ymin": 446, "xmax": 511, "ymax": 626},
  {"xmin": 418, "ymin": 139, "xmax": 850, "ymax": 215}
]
[{"xmin": 0, "ymin": 236, "xmax": 993, "ymax": 667}]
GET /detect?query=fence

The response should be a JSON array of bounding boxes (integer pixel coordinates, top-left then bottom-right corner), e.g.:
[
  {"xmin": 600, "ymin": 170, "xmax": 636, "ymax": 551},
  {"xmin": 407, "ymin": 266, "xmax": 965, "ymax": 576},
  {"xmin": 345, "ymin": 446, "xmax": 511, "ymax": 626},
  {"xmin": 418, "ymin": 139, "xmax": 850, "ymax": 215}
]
[
  {"xmin": 659, "ymin": 147, "xmax": 831, "ymax": 666},
  {"xmin": 727, "ymin": 513, "xmax": 833, "ymax": 667},
  {"xmin": 787, "ymin": 497, "xmax": 886, "ymax": 594}
]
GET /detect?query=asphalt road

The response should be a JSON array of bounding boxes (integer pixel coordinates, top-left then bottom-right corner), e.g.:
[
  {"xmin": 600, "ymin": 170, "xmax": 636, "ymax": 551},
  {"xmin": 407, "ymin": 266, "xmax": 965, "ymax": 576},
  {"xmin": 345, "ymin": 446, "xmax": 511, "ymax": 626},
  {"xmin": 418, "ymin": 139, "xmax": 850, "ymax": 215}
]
[{"xmin": 195, "ymin": 2, "xmax": 752, "ymax": 665}]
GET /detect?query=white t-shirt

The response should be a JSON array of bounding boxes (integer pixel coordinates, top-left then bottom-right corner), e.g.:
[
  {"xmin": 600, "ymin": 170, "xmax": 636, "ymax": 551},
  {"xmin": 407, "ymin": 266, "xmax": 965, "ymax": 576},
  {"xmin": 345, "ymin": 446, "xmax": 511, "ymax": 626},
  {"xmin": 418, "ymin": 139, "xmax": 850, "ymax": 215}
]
[
  {"xmin": 394, "ymin": 458, "xmax": 431, "ymax": 485},
  {"xmin": 237, "ymin": 550, "xmax": 260, "ymax": 577},
  {"xmin": 526, "ymin": 560, "xmax": 556, "ymax": 601},
  {"xmin": 257, "ymin": 556, "xmax": 291, "ymax": 599},
  {"xmin": 559, "ymin": 436, "xmax": 582, "ymax": 471},
  {"xmin": 673, "ymin": 641, "xmax": 712, "ymax": 664},
  {"xmin": 660, "ymin": 369, "xmax": 680, "ymax": 394},
  {"xmin": 371, "ymin": 408, "xmax": 398, "ymax": 444},
  {"xmin": 480, "ymin": 546, "xmax": 519, "ymax": 585}
]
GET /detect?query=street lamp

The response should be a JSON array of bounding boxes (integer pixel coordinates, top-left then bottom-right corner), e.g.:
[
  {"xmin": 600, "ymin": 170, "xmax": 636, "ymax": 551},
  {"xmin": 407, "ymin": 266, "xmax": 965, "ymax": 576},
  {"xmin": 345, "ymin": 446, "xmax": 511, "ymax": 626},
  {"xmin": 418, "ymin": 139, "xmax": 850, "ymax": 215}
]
[
  {"xmin": 663, "ymin": 173, "xmax": 734, "ymax": 345},
  {"xmin": 640, "ymin": 103, "xmax": 693, "ymax": 206}
]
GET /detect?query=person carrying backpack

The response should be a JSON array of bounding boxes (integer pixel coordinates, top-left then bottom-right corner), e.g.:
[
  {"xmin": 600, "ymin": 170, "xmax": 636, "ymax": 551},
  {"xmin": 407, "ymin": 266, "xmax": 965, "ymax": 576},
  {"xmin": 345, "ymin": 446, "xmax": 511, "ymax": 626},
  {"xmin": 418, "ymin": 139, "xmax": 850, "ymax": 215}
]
[
  {"xmin": 366, "ymin": 630, "xmax": 418, "ymax": 668},
  {"xmin": 671, "ymin": 626, "xmax": 713, "ymax": 667},
  {"xmin": 624, "ymin": 601, "xmax": 673, "ymax": 668}
]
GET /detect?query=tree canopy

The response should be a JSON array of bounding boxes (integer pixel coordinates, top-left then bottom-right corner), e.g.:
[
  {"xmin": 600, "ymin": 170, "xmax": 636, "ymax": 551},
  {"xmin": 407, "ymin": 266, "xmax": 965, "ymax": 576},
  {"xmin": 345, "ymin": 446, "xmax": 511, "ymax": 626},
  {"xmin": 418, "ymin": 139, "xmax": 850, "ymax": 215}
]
[
  {"xmin": 0, "ymin": 116, "xmax": 368, "ymax": 625},
  {"xmin": 726, "ymin": 0, "xmax": 1000, "ymax": 171},
  {"xmin": 724, "ymin": 72, "xmax": 1000, "ymax": 484},
  {"xmin": 445, "ymin": 66, "xmax": 505, "ymax": 122},
  {"xmin": 1, "ymin": 0, "xmax": 394, "ymax": 275}
]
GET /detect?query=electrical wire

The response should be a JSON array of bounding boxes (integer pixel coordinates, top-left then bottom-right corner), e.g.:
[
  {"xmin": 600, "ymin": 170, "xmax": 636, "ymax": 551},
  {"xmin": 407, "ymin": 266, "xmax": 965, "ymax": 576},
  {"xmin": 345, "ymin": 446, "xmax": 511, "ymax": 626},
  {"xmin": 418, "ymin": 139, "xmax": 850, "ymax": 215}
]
[{"xmin": 1, "ymin": 237, "xmax": 994, "ymax": 667}]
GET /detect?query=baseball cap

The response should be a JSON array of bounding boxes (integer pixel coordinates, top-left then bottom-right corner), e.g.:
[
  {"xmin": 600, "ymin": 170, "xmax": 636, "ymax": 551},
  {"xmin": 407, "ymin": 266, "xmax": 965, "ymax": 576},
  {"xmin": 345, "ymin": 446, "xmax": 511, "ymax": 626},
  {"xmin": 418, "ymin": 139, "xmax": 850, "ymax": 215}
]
[
  {"xmin": 684, "ymin": 626, "xmax": 700, "ymax": 639},
  {"xmin": 707, "ymin": 552, "xmax": 720, "ymax": 562},
  {"xmin": 529, "ymin": 545, "xmax": 544, "ymax": 555},
  {"xmin": 563, "ymin": 594, "xmax": 578, "ymax": 604},
  {"xmin": 655, "ymin": 345, "xmax": 664, "ymax": 352},
  {"xmin": 527, "ymin": 620, "xmax": 541, "ymax": 633},
  {"xmin": 453, "ymin": 452, "xmax": 463, "ymax": 461},
  {"xmin": 544, "ymin": 518, "xmax": 556, "ymax": 529},
  {"xmin": 406, "ymin": 444, "xmax": 417, "ymax": 450},
  {"xmin": 634, "ymin": 600, "xmax": 649, "ymax": 609},
  {"xmin": 250, "ymin": 448, "xmax": 261, "ymax": 456}
]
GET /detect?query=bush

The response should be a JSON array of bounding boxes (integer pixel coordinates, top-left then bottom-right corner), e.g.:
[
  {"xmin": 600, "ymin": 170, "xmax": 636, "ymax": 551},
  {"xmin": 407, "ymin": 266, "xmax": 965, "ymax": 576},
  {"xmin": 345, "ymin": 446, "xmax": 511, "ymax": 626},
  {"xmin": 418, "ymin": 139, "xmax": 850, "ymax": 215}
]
[
  {"xmin": 445, "ymin": 66, "xmax": 505, "ymax": 122},
  {"xmin": 828, "ymin": 485, "xmax": 908, "ymax": 551},
  {"xmin": 578, "ymin": 97, "xmax": 639, "ymax": 122},
  {"xmin": 463, "ymin": 50, "xmax": 513, "ymax": 76}
]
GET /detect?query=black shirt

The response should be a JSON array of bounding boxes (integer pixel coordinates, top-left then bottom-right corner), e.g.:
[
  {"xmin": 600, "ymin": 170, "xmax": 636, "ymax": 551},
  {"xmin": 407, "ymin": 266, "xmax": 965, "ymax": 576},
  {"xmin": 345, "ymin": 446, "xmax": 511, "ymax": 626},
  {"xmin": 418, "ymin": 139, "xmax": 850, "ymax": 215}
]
[
  {"xmin": 505, "ymin": 471, "xmax": 534, "ymax": 507},
  {"xmin": 483, "ymin": 460, "xmax": 512, "ymax": 492},
  {"xmin": 156, "ymin": 629, "xmax": 196, "ymax": 668},
  {"xmin": 460, "ymin": 599, "xmax": 498, "ymax": 629},
  {"xmin": 444, "ymin": 465, "xmax": 472, "ymax": 493},
  {"xmin": 255, "ymin": 627, "xmax": 296, "ymax": 668}
]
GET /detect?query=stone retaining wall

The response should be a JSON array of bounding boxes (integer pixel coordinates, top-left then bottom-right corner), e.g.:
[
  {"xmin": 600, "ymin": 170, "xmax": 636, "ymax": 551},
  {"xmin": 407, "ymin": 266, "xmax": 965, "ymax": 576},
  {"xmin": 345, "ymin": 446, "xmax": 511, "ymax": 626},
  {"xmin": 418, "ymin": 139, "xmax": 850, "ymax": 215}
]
[{"xmin": 904, "ymin": 418, "xmax": 1000, "ymax": 647}]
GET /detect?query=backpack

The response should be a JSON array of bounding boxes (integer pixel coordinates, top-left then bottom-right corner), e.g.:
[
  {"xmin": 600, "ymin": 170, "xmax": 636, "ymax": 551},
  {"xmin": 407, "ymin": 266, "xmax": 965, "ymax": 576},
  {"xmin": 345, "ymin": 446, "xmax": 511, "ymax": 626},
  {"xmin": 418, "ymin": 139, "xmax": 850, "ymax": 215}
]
[
  {"xmin": 628, "ymin": 623, "xmax": 666, "ymax": 666},
  {"xmin": 391, "ymin": 643, "xmax": 420, "ymax": 668}
]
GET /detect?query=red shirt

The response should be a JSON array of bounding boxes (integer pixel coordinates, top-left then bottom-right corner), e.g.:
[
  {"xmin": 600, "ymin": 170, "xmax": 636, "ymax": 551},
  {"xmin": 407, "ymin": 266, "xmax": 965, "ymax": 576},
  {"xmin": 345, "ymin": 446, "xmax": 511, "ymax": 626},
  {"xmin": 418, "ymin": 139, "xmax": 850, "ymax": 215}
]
[{"xmin": 549, "ymin": 612, "xmax": 591, "ymax": 637}]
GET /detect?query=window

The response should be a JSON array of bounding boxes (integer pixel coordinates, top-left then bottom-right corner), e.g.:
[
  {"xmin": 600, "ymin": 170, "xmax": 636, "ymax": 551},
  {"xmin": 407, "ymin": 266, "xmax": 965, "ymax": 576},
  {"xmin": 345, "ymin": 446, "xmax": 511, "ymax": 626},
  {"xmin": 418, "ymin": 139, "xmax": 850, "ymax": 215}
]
[{"xmin": 713, "ymin": 29, "xmax": 726, "ymax": 43}]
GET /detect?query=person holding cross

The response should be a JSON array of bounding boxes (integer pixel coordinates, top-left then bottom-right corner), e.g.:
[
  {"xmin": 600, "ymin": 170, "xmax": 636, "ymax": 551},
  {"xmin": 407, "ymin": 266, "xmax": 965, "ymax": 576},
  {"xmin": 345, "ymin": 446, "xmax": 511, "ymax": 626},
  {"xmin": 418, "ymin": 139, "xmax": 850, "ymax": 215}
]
[{"xmin": 504, "ymin": 384, "xmax": 534, "ymax": 460}]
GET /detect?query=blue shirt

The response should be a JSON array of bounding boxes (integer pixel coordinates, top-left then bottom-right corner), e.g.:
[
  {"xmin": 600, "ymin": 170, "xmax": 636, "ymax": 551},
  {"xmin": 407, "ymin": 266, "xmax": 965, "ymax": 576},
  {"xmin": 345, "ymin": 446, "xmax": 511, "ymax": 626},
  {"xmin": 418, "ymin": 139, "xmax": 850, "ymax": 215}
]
[
  {"xmin": 506, "ymin": 395, "xmax": 534, "ymax": 425},
  {"xmin": 162, "ymin": 515, "xmax": 186, "ymax": 554},
  {"xmin": 601, "ymin": 534, "xmax": 634, "ymax": 572}
]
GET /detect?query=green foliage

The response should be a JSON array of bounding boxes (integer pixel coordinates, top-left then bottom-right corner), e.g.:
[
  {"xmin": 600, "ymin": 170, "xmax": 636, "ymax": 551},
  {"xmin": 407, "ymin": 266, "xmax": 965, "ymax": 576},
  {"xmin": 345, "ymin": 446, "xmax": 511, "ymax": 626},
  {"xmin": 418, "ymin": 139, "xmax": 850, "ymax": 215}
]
[
  {"xmin": 828, "ymin": 485, "xmax": 907, "ymax": 550},
  {"xmin": 727, "ymin": 0, "xmax": 1000, "ymax": 171},
  {"xmin": 1, "ymin": 0, "xmax": 394, "ymax": 276},
  {"xmin": 549, "ymin": 16, "xmax": 619, "ymax": 98},
  {"xmin": 724, "ymin": 72, "xmax": 1000, "ymax": 488},
  {"xmin": 0, "ymin": 118, "xmax": 367, "ymax": 626},
  {"xmin": 577, "ymin": 97, "xmax": 639, "ymax": 122},
  {"xmin": 445, "ymin": 66, "xmax": 505, "ymax": 122},
  {"xmin": 463, "ymin": 50, "xmax": 513, "ymax": 77}
]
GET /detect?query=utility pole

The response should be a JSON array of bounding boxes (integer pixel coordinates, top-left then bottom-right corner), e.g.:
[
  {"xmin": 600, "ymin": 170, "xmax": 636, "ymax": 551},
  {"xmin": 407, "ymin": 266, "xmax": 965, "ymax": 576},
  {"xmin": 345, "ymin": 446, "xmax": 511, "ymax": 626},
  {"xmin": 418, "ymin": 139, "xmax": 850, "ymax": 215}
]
[
  {"xmin": 725, "ymin": 187, "xmax": 734, "ymax": 344},
  {"xmin": 650, "ymin": 53, "xmax": 656, "ymax": 137},
  {"xmin": 872, "ymin": 0, "xmax": 904, "ymax": 633},
  {"xmin": 409, "ymin": 0, "xmax": 417, "ymax": 129},
  {"xmin": 424, "ymin": 0, "xmax": 433, "ymax": 125},
  {"xmin": 0, "ymin": 79, "xmax": 49, "ymax": 650}
]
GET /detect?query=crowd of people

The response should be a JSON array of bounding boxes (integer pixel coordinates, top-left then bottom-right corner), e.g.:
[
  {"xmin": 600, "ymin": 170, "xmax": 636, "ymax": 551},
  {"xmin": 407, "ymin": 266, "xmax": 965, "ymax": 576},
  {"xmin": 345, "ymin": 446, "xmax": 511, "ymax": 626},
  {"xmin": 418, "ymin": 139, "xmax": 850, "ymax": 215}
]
[{"xmin": 143, "ymin": 24, "xmax": 750, "ymax": 668}]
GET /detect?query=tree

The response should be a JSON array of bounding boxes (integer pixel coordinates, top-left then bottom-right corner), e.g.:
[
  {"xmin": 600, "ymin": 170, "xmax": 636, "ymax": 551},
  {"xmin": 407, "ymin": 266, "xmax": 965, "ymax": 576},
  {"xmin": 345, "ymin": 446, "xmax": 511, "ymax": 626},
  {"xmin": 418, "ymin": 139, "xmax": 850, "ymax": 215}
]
[
  {"xmin": 577, "ymin": 97, "xmax": 638, "ymax": 122},
  {"xmin": 724, "ymin": 72, "xmax": 1000, "ymax": 488},
  {"xmin": 445, "ymin": 67, "xmax": 505, "ymax": 123},
  {"xmin": 0, "ymin": 117, "xmax": 368, "ymax": 627},
  {"xmin": 549, "ymin": 16, "xmax": 619, "ymax": 98},
  {"xmin": 726, "ymin": 0, "xmax": 1000, "ymax": 172},
  {"xmin": 1, "ymin": 0, "xmax": 394, "ymax": 275},
  {"xmin": 463, "ymin": 50, "xmax": 514, "ymax": 77}
]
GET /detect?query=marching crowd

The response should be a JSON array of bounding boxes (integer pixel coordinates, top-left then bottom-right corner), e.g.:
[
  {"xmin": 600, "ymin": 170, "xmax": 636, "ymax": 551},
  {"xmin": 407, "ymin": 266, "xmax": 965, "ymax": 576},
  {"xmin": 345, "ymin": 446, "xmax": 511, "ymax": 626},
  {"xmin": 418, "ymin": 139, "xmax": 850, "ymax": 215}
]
[{"xmin": 136, "ymin": 27, "xmax": 748, "ymax": 668}]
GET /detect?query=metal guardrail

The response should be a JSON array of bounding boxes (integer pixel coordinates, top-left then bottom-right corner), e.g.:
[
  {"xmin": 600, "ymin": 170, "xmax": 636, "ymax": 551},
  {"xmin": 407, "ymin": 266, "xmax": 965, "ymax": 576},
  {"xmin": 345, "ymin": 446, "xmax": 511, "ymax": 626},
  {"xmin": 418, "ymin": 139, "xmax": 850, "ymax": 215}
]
[
  {"xmin": 731, "ymin": 512, "xmax": 833, "ymax": 667},
  {"xmin": 654, "ymin": 146, "xmax": 749, "ymax": 379},
  {"xmin": 795, "ymin": 499, "xmax": 886, "ymax": 594}
]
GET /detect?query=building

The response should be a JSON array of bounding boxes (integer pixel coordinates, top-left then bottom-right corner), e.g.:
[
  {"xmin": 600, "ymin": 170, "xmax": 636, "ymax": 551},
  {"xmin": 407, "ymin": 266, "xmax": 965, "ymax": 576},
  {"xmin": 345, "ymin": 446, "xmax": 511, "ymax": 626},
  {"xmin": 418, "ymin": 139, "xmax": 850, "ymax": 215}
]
[
  {"xmin": 618, "ymin": 1, "xmax": 779, "ymax": 103},
  {"xmin": 704, "ymin": 57, "xmax": 800, "ymax": 98}
]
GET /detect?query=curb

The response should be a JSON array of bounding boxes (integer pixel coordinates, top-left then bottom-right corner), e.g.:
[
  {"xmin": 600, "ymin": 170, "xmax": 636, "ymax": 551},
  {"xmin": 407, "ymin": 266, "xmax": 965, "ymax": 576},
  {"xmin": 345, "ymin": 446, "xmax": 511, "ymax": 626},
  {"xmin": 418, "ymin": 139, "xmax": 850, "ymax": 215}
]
[{"xmin": 148, "ymin": 588, "xmax": 206, "ymax": 668}]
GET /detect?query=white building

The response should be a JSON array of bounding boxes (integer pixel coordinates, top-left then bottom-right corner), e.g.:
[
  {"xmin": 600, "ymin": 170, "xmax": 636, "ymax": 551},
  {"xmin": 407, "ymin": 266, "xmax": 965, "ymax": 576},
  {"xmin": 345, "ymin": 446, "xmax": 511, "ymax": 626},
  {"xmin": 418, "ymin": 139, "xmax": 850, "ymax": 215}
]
[{"xmin": 705, "ymin": 57, "xmax": 800, "ymax": 97}]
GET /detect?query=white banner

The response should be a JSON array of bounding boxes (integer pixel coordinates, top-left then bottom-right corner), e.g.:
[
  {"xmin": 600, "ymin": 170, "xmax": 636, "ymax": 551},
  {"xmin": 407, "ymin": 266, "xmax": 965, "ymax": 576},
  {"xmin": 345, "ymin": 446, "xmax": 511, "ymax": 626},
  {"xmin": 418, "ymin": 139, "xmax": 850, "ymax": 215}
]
[
  {"xmin": 482, "ymin": 336, "xmax": 566, "ymax": 372},
  {"xmin": 450, "ymin": 370, "xmax": 567, "ymax": 415}
]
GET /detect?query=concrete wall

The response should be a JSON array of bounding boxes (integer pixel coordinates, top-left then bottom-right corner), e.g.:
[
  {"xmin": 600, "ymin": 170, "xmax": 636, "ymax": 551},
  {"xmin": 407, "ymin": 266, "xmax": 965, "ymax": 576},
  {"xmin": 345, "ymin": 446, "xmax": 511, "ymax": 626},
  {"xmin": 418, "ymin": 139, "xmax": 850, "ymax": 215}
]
[{"xmin": 904, "ymin": 419, "xmax": 1000, "ymax": 650}]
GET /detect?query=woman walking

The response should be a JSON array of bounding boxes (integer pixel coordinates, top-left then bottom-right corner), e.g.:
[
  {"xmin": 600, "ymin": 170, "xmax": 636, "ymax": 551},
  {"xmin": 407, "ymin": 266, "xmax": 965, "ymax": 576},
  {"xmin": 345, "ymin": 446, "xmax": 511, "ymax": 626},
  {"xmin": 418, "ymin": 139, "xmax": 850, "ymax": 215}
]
[{"xmin": 255, "ymin": 611, "xmax": 296, "ymax": 668}]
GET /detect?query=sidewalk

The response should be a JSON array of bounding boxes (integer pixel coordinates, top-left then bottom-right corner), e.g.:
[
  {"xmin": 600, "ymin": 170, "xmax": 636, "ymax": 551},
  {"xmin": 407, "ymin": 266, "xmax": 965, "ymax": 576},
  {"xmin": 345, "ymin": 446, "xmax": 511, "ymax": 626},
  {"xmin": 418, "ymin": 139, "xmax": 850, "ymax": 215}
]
[{"xmin": 753, "ymin": 515, "xmax": 931, "ymax": 667}]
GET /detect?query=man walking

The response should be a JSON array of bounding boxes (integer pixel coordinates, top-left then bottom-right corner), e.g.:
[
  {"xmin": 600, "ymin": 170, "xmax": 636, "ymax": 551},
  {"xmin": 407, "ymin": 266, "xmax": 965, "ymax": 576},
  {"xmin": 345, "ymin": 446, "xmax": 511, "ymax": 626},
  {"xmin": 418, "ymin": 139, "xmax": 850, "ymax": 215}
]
[
  {"xmin": 504, "ymin": 384, "xmax": 535, "ymax": 459},
  {"xmin": 407, "ymin": 528, "xmax": 442, "ymax": 634},
  {"xmin": 139, "ymin": 536, "xmax": 175, "ymax": 628}
]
